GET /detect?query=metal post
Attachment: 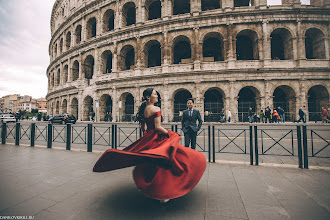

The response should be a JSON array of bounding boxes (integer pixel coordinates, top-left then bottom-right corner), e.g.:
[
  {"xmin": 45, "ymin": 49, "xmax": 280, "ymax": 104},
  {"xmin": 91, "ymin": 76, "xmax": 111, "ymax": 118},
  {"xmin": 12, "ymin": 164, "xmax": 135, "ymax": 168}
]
[
  {"xmin": 212, "ymin": 125, "xmax": 215, "ymax": 163},
  {"xmin": 111, "ymin": 124, "xmax": 115, "ymax": 149},
  {"xmin": 47, "ymin": 123, "xmax": 52, "ymax": 148},
  {"xmin": 139, "ymin": 127, "xmax": 142, "ymax": 138},
  {"xmin": 1, "ymin": 123, "xmax": 6, "ymax": 144},
  {"xmin": 302, "ymin": 125, "xmax": 308, "ymax": 169},
  {"xmin": 254, "ymin": 125, "xmax": 258, "ymax": 165},
  {"xmin": 87, "ymin": 124, "xmax": 92, "ymax": 152},
  {"xmin": 115, "ymin": 124, "xmax": 117, "ymax": 149},
  {"xmin": 208, "ymin": 125, "xmax": 211, "ymax": 162},
  {"xmin": 66, "ymin": 124, "xmax": 71, "ymax": 150},
  {"xmin": 30, "ymin": 123, "xmax": 35, "ymax": 147},
  {"xmin": 171, "ymin": 125, "xmax": 174, "ymax": 131},
  {"xmin": 297, "ymin": 126, "xmax": 303, "ymax": 168},
  {"xmin": 249, "ymin": 126, "xmax": 253, "ymax": 165},
  {"xmin": 175, "ymin": 124, "xmax": 178, "ymax": 133},
  {"xmin": 15, "ymin": 123, "xmax": 20, "ymax": 146}
]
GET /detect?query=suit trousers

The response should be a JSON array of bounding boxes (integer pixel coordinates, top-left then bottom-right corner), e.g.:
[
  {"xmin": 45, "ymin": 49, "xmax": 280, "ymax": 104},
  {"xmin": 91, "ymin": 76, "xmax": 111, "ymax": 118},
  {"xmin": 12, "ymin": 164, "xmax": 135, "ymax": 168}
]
[{"xmin": 184, "ymin": 129, "xmax": 197, "ymax": 150}]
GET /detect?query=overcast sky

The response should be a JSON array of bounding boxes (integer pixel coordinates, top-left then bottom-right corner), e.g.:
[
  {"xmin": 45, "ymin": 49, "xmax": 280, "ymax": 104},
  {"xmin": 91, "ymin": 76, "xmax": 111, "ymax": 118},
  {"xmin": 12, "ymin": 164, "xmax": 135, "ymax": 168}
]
[{"xmin": 0, "ymin": 0, "xmax": 310, "ymax": 99}]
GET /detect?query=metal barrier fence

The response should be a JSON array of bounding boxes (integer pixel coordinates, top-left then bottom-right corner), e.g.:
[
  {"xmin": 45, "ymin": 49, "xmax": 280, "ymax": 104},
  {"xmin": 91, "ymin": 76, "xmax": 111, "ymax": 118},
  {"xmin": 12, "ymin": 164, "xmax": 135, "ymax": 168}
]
[{"xmin": 1, "ymin": 122, "xmax": 329, "ymax": 168}]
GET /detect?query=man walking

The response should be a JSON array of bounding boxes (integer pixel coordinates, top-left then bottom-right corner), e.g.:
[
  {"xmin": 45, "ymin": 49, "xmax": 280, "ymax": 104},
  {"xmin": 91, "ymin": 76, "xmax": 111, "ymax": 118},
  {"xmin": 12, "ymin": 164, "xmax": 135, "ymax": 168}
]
[
  {"xmin": 297, "ymin": 107, "xmax": 306, "ymax": 123},
  {"xmin": 182, "ymin": 98, "xmax": 203, "ymax": 150}
]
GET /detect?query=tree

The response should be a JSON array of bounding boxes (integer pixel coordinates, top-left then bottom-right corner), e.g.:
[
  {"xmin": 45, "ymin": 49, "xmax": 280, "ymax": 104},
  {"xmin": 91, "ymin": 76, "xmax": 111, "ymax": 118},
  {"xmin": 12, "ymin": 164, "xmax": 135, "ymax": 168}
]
[{"xmin": 31, "ymin": 109, "xmax": 38, "ymax": 114}]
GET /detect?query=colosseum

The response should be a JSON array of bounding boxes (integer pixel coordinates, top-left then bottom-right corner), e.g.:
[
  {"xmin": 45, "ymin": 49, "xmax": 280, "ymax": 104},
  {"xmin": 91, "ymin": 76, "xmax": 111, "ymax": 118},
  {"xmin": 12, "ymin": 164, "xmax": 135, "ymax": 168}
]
[{"xmin": 46, "ymin": 0, "xmax": 330, "ymax": 123}]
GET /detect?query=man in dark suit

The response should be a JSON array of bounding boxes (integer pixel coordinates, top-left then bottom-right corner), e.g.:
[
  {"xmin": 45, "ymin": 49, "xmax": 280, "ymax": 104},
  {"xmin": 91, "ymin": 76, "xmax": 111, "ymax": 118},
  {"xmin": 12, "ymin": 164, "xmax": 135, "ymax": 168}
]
[{"xmin": 181, "ymin": 98, "xmax": 203, "ymax": 150}]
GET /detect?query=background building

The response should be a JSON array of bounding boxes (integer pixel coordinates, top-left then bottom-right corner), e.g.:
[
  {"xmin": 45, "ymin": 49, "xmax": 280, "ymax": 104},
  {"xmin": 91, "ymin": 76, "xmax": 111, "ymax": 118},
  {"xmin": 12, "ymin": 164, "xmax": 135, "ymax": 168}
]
[
  {"xmin": 37, "ymin": 98, "xmax": 48, "ymax": 113},
  {"xmin": 47, "ymin": 0, "xmax": 330, "ymax": 122}
]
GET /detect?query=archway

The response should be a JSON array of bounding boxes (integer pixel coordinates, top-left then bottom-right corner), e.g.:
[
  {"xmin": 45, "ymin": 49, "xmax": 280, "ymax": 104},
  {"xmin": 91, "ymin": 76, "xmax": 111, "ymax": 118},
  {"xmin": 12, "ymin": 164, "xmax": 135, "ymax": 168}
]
[
  {"xmin": 55, "ymin": 101, "xmax": 60, "ymax": 115},
  {"xmin": 101, "ymin": 50, "xmax": 113, "ymax": 73},
  {"xmin": 308, "ymin": 85, "xmax": 329, "ymax": 121},
  {"xmin": 204, "ymin": 88, "xmax": 224, "ymax": 122},
  {"xmin": 203, "ymin": 32, "xmax": 224, "ymax": 61},
  {"xmin": 123, "ymin": 2, "xmax": 136, "ymax": 26},
  {"xmin": 147, "ymin": 0, "xmax": 161, "ymax": 20},
  {"xmin": 103, "ymin": 9, "xmax": 115, "ymax": 32},
  {"xmin": 271, "ymin": 28, "xmax": 293, "ymax": 60},
  {"xmin": 145, "ymin": 40, "xmax": 161, "ymax": 67},
  {"xmin": 173, "ymin": 36, "xmax": 191, "ymax": 64},
  {"xmin": 202, "ymin": 0, "xmax": 220, "ymax": 11},
  {"xmin": 273, "ymin": 86, "xmax": 296, "ymax": 122},
  {"xmin": 66, "ymin": 31, "xmax": 71, "ymax": 50},
  {"xmin": 63, "ymin": 65, "xmax": 68, "ymax": 84},
  {"xmin": 72, "ymin": 60, "xmax": 79, "ymax": 81},
  {"xmin": 75, "ymin": 25, "xmax": 82, "ymax": 44},
  {"xmin": 71, "ymin": 98, "xmax": 78, "ymax": 119},
  {"xmin": 173, "ymin": 0, "xmax": 190, "ymax": 15},
  {"xmin": 61, "ymin": 99, "xmax": 68, "ymax": 114},
  {"xmin": 87, "ymin": 17, "xmax": 97, "ymax": 39},
  {"xmin": 121, "ymin": 93, "xmax": 134, "ymax": 121},
  {"xmin": 173, "ymin": 89, "xmax": 192, "ymax": 122},
  {"xmin": 83, "ymin": 96, "xmax": 94, "ymax": 121},
  {"xmin": 84, "ymin": 55, "xmax": 94, "ymax": 83},
  {"xmin": 119, "ymin": 45, "xmax": 135, "ymax": 70},
  {"xmin": 100, "ymin": 94, "xmax": 113, "ymax": 121},
  {"xmin": 236, "ymin": 30, "xmax": 259, "ymax": 60},
  {"xmin": 238, "ymin": 87, "xmax": 260, "ymax": 122},
  {"xmin": 305, "ymin": 28, "xmax": 326, "ymax": 59}
]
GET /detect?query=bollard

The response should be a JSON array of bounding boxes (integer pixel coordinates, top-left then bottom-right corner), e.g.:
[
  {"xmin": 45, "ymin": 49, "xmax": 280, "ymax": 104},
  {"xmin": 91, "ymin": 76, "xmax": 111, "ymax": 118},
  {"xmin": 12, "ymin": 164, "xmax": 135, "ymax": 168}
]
[
  {"xmin": 66, "ymin": 124, "xmax": 71, "ymax": 150},
  {"xmin": 87, "ymin": 124, "xmax": 92, "ymax": 152},
  {"xmin": 114, "ymin": 124, "xmax": 117, "ymax": 149},
  {"xmin": 249, "ymin": 126, "xmax": 253, "ymax": 165},
  {"xmin": 212, "ymin": 125, "xmax": 215, "ymax": 163},
  {"xmin": 171, "ymin": 125, "xmax": 174, "ymax": 131},
  {"xmin": 47, "ymin": 123, "xmax": 52, "ymax": 148},
  {"xmin": 302, "ymin": 125, "xmax": 308, "ymax": 169},
  {"xmin": 208, "ymin": 125, "xmax": 211, "ymax": 162},
  {"xmin": 15, "ymin": 123, "xmax": 20, "ymax": 146},
  {"xmin": 297, "ymin": 126, "xmax": 303, "ymax": 168},
  {"xmin": 1, "ymin": 123, "xmax": 6, "ymax": 144},
  {"xmin": 254, "ymin": 126, "xmax": 258, "ymax": 166},
  {"xmin": 30, "ymin": 123, "xmax": 35, "ymax": 147},
  {"xmin": 139, "ymin": 127, "xmax": 142, "ymax": 138},
  {"xmin": 175, "ymin": 124, "xmax": 178, "ymax": 133},
  {"xmin": 111, "ymin": 124, "xmax": 115, "ymax": 149}
]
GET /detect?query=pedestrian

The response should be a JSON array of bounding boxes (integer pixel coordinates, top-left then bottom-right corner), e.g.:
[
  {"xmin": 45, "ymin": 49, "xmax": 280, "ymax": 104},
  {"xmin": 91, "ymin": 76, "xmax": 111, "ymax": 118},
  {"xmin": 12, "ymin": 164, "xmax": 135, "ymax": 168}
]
[
  {"xmin": 105, "ymin": 112, "xmax": 109, "ymax": 122},
  {"xmin": 93, "ymin": 88, "xmax": 206, "ymax": 204},
  {"xmin": 227, "ymin": 109, "xmax": 232, "ymax": 122},
  {"xmin": 259, "ymin": 109, "xmax": 265, "ymax": 123},
  {"xmin": 327, "ymin": 107, "xmax": 330, "ymax": 123},
  {"xmin": 321, "ymin": 107, "xmax": 328, "ymax": 123},
  {"xmin": 265, "ymin": 106, "xmax": 271, "ymax": 123},
  {"xmin": 297, "ymin": 107, "xmax": 306, "ymax": 123},
  {"xmin": 181, "ymin": 98, "xmax": 203, "ymax": 150},
  {"xmin": 219, "ymin": 108, "xmax": 225, "ymax": 123},
  {"xmin": 273, "ymin": 109, "xmax": 280, "ymax": 123},
  {"xmin": 248, "ymin": 107, "xmax": 253, "ymax": 123},
  {"xmin": 278, "ymin": 106, "xmax": 285, "ymax": 123}
]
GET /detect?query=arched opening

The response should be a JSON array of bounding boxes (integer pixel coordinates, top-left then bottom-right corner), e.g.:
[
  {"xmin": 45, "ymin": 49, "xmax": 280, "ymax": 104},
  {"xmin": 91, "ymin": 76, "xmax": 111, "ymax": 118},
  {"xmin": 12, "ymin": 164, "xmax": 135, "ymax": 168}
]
[
  {"xmin": 100, "ymin": 94, "xmax": 113, "ymax": 121},
  {"xmin": 234, "ymin": 0, "xmax": 250, "ymax": 7},
  {"xmin": 66, "ymin": 31, "xmax": 71, "ymax": 50},
  {"xmin": 103, "ymin": 9, "xmax": 115, "ymax": 32},
  {"xmin": 101, "ymin": 50, "xmax": 113, "ymax": 73},
  {"xmin": 173, "ymin": 36, "xmax": 191, "ymax": 64},
  {"xmin": 56, "ymin": 69, "xmax": 60, "ymax": 86},
  {"xmin": 121, "ymin": 93, "xmax": 134, "ymax": 121},
  {"xmin": 71, "ymin": 98, "xmax": 78, "ymax": 119},
  {"xmin": 62, "ymin": 99, "xmax": 68, "ymax": 114},
  {"xmin": 55, "ymin": 101, "xmax": 60, "ymax": 115},
  {"xmin": 308, "ymin": 85, "xmax": 329, "ymax": 121},
  {"xmin": 51, "ymin": 73, "xmax": 55, "ymax": 87},
  {"xmin": 83, "ymin": 96, "xmax": 94, "ymax": 121},
  {"xmin": 236, "ymin": 30, "xmax": 259, "ymax": 60},
  {"xmin": 173, "ymin": 89, "xmax": 192, "ymax": 122},
  {"xmin": 305, "ymin": 28, "xmax": 326, "ymax": 59},
  {"xmin": 54, "ymin": 44, "xmax": 57, "ymax": 56},
  {"xmin": 59, "ymin": 38, "xmax": 63, "ymax": 54},
  {"xmin": 123, "ymin": 2, "xmax": 136, "ymax": 26},
  {"xmin": 273, "ymin": 86, "xmax": 296, "ymax": 122},
  {"xmin": 203, "ymin": 32, "xmax": 224, "ymax": 61},
  {"xmin": 87, "ymin": 17, "xmax": 97, "ymax": 39},
  {"xmin": 75, "ymin": 25, "xmax": 82, "ymax": 44},
  {"xmin": 72, "ymin": 60, "xmax": 79, "ymax": 81},
  {"xmin": 271, "ymin": 28, "xmax": 293, "ymax": 60},
  {"xmin": 204, "ymin": 88, "xmax": 224, "ymax": 122},
  {"xmin": 63, "ymin": 65, "xmax": 68, "ymax": 84},
  {"xmin": 84, "ymin": 55, "xmax": 94, "ymax": 81},
  {"xmin": 145, "ymin": 40, "xmax": 161, "ymax": 67},
  {"xmin": 147, "ymin": 0, "xmax": 161, "ymax": 20},
  {"xmin": 173, "ymin": 0, "xmax": 190, "ymax": 15},
  {"xmin": 201, "ymin": 0, "xmax": 220, "ymax": 11},
  {"xmin": 119, "ymin": 45, "xmax": 135, "ymax": 70},
  {"xmin": 238, "ymin": 87, "xmax": 260, "ymax": 122}
]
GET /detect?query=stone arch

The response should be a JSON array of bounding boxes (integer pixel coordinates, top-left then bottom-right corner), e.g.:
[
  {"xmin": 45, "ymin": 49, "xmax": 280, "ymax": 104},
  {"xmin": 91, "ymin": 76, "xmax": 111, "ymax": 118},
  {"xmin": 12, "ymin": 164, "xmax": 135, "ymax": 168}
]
[
  {"xmin": 305, "ymin": 28, "xmax": 326, "ymax": 59},
  {"xmin": 66, "ymin": 31, "xmax": 71, "ymax": 50},
  {"xmin": 234, "ymin": 0, "xmax": 251, "ymax": 7},
  {"xmin": 59, "ymin": 38, "xmax": 63, "ymax": 54},
  {"xmin": 55, "ymin": 100, "xmax": 60, "ymax": 115},
  {"xmin": 236, "ymin": 29, "xmax": 259, "ymax": 60},
  {"xmin": 83, "ymin": 55, "xmax": 95, "ymax": 80},
  {"xmin": 123, "ymin": 2, "xmax": 136, "ymax": 26},
  {"xmin": 146, "ymin": 0, "xmax": 161, "ymax": 20},
  {"xmin": 103, "ymin": 9, "xmax": 115, "ymax": 33},
  {"xmin": 119, "ymin": 45, "xmax": 135, "ymax": 70},
  {"xmin": 201, "ymin": 0, "xmax": 220, "ymax": 11},
  {"xmin": 204, "ymin": 88, "xmax": 225, "ymax": 122},
  {"xmin": 75, "ymin": 25, "xmax": 82, "ymax": 44},
  {"xmin": 273, "ymin": 85, "xmax": 296, "ymax": 122},
  {"xmin": 72, "ymin": 60, "xmax": 79, "ymax": 81},
  {"xmin": 86, "ymin": 17, "xmax": 97, "ymax": 39},
  {"xmin": 63, "ymin": 65, "xmax": 68, "ymax": 84},
  {"xmin": 271, "ymin": 28, "xmax": 293, "ymax": 60},
  {"xmin": 202, "ymin": 32, "xmax": 224, "ymax": 61},
  {"xmin": 120, "ymin": 92, "xmax": 135, "ymax": 121},
  {"xmin": 54, "ymin": 43, "xmax": 57, "ymax": 56},
  {"xmin": 71, "ymin": 98, "xmax": 78, "ymax": 119},
  {"xmin": 51, "ymin": 72, "xmax": 55, "ymax": 87},
  {"xmin": 308, "ymin": 85, "xmax": 329, "ymax": 121},
  {"xmin": 144, "ymin": 40, "xmax": 162, "ymax": 67},
  {"xmin": 56, "ymin": 69, "xmax": 60, "ymax": 86},
  {"xmin": 100, "ymin": 94, "xmax": 113, "ymax": 121},
  {"xmin": 83, "ymin": 96, "xmax": 94, "ymax": 121},
  {"xmin": 173, "ymin": 89, "xmax": 192, "ymax": 122},
  {"xmin": 238, "ymin": 86, "xmax": 261, "ymax": 122},
  {"xmin": 173, "ymin": 0, "xmax": 190, "ymax": 15},
  {"xmin": 173, "ymin": 35, "xmax": 192, "ymax": 64},
  {"xmin": 61, "ymin": 99, "xmax": 68, "ymax": 113},
  {"xmin": 101, "ymin": 50, "xmax": 113, "ymax": 73}
]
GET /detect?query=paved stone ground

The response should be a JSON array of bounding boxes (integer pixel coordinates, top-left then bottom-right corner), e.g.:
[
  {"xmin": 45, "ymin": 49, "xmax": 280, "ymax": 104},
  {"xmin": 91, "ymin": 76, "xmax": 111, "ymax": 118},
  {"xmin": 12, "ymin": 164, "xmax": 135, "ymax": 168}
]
[{"xmin": 0, "ymin": 144, "xmax": 329, "ymax": 220}]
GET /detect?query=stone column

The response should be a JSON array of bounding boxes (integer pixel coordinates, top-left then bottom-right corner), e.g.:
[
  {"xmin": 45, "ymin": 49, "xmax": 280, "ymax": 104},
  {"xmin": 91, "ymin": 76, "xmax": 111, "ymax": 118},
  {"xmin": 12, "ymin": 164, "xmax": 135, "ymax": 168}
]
[
  {"xmin": 67, "ymin": 58, "xmax": 72, "ymax": 82},
  {"xmin": 296, "ymin": 21, "xmax": 305, "ymax": 66},
  {"xmin": 194, "ymin": 27, "xmax": 201, "ymax": 70},
  {"xmin": 298, "ymin": 80, "xmax": 308, "ymax": 121},
  {"xmin": 70, "ymin": 25, "xmax": 74, "ymax": 47},
  {"xmin": 81, "ymin": 17, "xmax": 86, "ymax": 42},
  {"xmin": 95, "ymin": 49, "xmax": 101, "ymax": 77},
  {"xmin": 262, "ymin": 21, "xmax": 271, "ymax": 67},
  {"xmin": 113, "ymin": 42, "xmax": 118, "ymax": 72},
  {"xmin": 222, "ymin": 0, "xmax": 234, "ymax": 12},
  {"xmin": 136, "ymin": 37, "xmax": 142, "ymax": 68},
  {"xmin": 59, "ymin": 62, "xmax": 63, "ymax": 86},
  {"xmin": 194, "ymin": 82, "xmax": 203, "ymax": 119},
  {"xmin": 257, "ymin": 0, "xmax": 267, "ymax": 9},
  {"xmin": 79, "ymin": 54, "xmax": 84, "ymax": 80},
  {"xmin": 227, "ymin": 24, "xmax": 235, "ymax": 68},
  {"xmin": 228, "ymin": 81, "xmax": 237, "ymax": 122},
  {"xmin": 191, "ymin": 0, "xmax": 201, "ymax": 16},
  {"xmin": 162, "ymin": 0, "xmax": 172, "ymax": 19},
  {"xmin": 97, "ymin": 9, "xmax": 102, "ymax": 36},
  {"xmin": 112, "ymin": 87, "xmax": 118, "ymax": 122},
  {"xmin": 115, "ymin": 1, "xmax": 120, "ymax": 29},
  {"xmin": 162, "ymin": 31, "xmax": 171, "ymax": 66},
  {"xmin": 162, "ymin": 85, "xmax": 170, "ymax": 123}
]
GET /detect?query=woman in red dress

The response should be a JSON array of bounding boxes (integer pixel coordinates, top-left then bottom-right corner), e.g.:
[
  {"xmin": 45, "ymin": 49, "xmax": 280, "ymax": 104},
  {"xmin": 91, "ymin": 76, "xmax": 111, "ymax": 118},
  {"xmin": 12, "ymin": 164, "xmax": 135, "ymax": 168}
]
[{"xmin": 93, "ymin": 88, "xmax": 206, "ymax": 203}]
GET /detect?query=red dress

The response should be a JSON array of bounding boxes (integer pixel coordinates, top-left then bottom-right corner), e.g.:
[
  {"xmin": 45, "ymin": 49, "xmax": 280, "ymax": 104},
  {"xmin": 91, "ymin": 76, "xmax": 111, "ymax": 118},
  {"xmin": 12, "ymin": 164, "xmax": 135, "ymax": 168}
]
[{"xmin": 93, "ymin": 111, "xmax": 206, "ymax": 200}]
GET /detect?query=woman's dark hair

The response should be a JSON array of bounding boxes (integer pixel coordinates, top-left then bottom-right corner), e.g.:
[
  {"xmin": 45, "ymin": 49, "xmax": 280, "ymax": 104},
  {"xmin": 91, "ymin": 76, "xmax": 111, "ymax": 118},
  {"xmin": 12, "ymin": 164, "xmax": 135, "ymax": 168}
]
[{"xmin": 136, "ymin": 88, "xmax": 154, "ymax": 124}]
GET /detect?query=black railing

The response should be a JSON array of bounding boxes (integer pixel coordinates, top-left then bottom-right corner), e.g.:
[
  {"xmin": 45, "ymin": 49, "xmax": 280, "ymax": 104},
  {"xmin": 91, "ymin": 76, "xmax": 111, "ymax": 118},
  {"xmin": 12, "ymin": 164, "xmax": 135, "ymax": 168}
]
[
  {"xmin": 310, "ymin": 129, "xmax": 330, "ymax": 158},
  {"xmin": 215, "ymin": 128, "xmax": 247, "ymax": 154},
  {"xmin": 260, "ymin": 129, "xmax": 294, "ymax": 156}
]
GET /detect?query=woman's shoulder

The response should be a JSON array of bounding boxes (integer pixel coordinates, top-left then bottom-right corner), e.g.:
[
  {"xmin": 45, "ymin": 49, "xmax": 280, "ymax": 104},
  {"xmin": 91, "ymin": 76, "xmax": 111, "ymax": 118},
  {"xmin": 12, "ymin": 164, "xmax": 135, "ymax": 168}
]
[{"xmin": 144, "ymin": 106, "xmax": 161, "ymax": 118}]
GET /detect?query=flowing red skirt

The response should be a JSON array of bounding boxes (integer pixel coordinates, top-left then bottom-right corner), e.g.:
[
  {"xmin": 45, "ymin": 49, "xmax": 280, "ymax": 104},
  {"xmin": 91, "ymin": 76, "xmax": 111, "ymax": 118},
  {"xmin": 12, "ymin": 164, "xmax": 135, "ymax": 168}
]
[{"xmin": 93, "ymin": 130, "xmax": 206, "ymax": 200}]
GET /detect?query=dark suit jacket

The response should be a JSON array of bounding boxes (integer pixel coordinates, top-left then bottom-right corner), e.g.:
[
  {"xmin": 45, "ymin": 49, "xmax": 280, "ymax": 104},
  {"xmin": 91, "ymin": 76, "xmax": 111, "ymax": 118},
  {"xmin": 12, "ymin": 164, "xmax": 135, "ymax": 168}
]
[{"xmin": 181, "ymin": 109, "xmax": 203, "ymax": 133}]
